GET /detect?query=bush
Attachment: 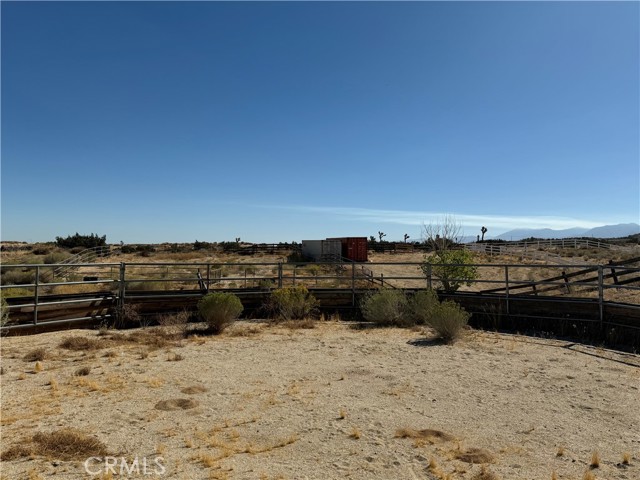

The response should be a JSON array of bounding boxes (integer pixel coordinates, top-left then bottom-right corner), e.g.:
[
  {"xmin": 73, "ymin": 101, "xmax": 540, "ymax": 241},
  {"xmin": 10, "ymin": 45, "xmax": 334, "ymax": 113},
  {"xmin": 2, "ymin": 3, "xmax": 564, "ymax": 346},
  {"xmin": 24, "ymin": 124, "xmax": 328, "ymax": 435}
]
[
  {"xmin": 269, "ymin": 286, "xmax": 318, "ymax": 320},
  {"xmin": 198, "ymin": 292, "xmax": 243, "ymax": 333},
  {"xmin": 422, "ymin": 249, "xmax": 478, "ymax": 292},
  {"xmin": 360, "ymin": 289, "xmax": 411, "ymax": 326},
  {"xmin": 407, "ymin": 289, "xmax": 440, "ymax": 325},
  {"xmin": 427, "ymin": 300, "xmax": 470, "ymax": 343},
  {"xmin": 43, "ymin": 252, "xmax": 71, "ymax": 264}
]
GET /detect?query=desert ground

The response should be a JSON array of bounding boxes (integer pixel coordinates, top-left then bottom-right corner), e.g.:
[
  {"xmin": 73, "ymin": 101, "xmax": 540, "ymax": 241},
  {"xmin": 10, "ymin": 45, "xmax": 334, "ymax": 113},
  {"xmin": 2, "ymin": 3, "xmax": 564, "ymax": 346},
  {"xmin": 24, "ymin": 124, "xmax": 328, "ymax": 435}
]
[{"xmin": 1, "ymin": 321, "xmax": 639, "ymax": 480}]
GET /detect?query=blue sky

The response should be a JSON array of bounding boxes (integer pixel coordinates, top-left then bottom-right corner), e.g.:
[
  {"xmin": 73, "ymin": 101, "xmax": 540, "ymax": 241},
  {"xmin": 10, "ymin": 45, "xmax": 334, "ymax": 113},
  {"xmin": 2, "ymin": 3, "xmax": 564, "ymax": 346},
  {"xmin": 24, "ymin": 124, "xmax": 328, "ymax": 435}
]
[{"xmin": 2, "ymin": 1, "xmax": 638, "ymax": 243}]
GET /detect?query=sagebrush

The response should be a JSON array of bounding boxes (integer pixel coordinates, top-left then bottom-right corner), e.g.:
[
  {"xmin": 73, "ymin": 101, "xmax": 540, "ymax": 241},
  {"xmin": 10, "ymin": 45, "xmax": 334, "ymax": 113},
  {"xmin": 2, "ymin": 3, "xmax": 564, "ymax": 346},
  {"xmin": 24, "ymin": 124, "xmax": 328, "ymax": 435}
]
[
  {"xmin": 269, "ymin": 286, "xmax": 318, "ymax": 320},
  {"xmin": 198, "ymin": 292, "xmax": 243, "ymax": 333}
]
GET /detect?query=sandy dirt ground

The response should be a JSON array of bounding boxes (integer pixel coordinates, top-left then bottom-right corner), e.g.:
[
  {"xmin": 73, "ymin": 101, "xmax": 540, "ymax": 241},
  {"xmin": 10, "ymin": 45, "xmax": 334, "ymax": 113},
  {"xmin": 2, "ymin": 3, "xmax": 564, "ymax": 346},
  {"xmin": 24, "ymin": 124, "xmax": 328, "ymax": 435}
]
[{"xmin": 1, "ymin": 322, "xmax": 639, "ymax": 480}]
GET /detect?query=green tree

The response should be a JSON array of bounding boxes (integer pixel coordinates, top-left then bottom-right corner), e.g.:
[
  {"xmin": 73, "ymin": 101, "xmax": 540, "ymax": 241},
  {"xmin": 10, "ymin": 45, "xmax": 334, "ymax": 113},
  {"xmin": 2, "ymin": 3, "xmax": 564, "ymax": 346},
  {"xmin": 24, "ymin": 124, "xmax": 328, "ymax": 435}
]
[{"xmin": 421, "ymin": 215, "xmax": 478, "ymax": 292}]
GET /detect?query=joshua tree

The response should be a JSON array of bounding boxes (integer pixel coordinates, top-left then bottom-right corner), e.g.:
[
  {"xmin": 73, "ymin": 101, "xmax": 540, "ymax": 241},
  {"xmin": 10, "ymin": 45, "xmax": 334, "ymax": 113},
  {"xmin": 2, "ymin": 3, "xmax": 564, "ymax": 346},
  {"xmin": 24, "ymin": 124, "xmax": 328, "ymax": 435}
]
[
  {"xmin": 378, "ymin": 231, "xmax": 386, "ymax": 242},
  {"xmin": 403, "ymin": 234, "xmax": 410, "ymax": 243},
  {"xmin": 235, "ymin": 237, "xmax": 241, "ymax": 244},
  {"xmin": 480, "ymin": 226, "xmax": 488, "ymax": 242}
]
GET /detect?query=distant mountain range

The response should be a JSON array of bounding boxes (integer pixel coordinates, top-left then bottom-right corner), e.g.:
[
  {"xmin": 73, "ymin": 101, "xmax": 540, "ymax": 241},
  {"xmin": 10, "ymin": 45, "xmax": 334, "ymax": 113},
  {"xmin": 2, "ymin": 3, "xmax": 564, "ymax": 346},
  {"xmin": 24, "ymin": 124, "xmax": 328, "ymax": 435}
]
[{"xmin": 492, "ymin": 223, "xmax": 640, "ymax": 241}]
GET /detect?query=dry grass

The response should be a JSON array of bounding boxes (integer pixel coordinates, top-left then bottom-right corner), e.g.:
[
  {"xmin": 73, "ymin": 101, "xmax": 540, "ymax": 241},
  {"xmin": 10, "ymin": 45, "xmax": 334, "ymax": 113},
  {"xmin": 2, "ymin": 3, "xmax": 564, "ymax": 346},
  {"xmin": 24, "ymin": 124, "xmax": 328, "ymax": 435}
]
[
  {"xmin": 23, "ymin": 348, "xmax": 47, "ymax": 362},
  {"xmin": 590, "ymin": 450, "xmax": 600, "ymax": 468},
  {"xmin": 280, "ymin": 319, "xmax": 316, "ymax": 329},
  {"xmin": 472, "ymin": 465, "xmax": 500, "ymax": 480},
  {"xmin": 455, "ymin": 447, "xmax": 496, "ymax": 464},
  {"xmin": 583, "ymin": 471, "xmax": 596, "ymax": 480},
  {"xmin": 556, "ymin": 446, "xmax": 565, "ymax": 457},
  {"xmin": 338, "ymin": 408, "xmax": 347, "ymax": 420},
  {"xmin": 154, "ymin": 398, "xmax": 200, "ymax": 411},
  {"xmin": 1, "ymin": 428, "xmax": 108, "ymax": 461},
  {"xmin": 33, "ymin": 361, "xmax": 43, "ymax": 373},
  {"xmin": 59, "ymin": 336, "xmax": 101, "ymax": 351},
  {"xmin": 74, "ymin": 366, "xmax": 91, "ymax": 376},
  {"xmin": 395, "ymin": 427, "xmax": 455, "ymax": 442},
  {"xmin": 622, "ymin": 451, "xmax": 631, "ymax": 464},
  {"xmin": 349, "ymin": 426, "xmax": 361, "ymax": 439},
  {"xmin": 181, "ymin": 385, "xmax": 208, "ymax": 395}
]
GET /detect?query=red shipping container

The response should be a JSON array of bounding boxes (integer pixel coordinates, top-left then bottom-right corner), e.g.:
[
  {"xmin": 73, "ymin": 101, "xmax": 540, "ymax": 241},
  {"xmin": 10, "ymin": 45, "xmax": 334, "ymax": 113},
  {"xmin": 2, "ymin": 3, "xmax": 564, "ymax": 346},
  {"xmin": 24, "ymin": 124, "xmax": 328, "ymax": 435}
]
[{"xmin": 344, "ymin": 237, "xmax": 368, "ymax": 262}]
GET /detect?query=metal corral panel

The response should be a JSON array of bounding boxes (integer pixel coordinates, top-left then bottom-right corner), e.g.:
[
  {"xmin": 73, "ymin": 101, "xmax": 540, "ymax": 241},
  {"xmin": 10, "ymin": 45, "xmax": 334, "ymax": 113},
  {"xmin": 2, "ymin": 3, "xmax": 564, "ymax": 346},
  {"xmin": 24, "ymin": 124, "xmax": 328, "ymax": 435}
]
[
  {"xmin": 344, "ymin": 237, "xmax": 368, "ymax": 262},
  {"xmin": 301, "ymin": 240, "xmax": 323, "ymax": 261},
  {"xmin": 322, "ymin": 239, "xmax": 342, "ymax": 258}
]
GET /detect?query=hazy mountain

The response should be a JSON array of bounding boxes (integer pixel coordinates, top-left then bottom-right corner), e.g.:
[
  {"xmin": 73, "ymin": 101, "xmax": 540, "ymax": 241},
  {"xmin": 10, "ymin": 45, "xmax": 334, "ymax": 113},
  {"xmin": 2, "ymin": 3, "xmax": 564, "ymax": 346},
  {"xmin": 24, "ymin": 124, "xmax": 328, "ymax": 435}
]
[{"xmin": 493, "ymin": 223, "xmax": 639, "ymax": 241}]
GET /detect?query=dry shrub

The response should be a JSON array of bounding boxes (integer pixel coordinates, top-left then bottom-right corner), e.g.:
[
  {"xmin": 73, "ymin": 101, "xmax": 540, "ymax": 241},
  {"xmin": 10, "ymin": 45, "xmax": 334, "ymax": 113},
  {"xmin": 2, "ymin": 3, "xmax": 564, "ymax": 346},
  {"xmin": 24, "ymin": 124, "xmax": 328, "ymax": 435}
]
[
  {"xmin": 280, "ymin": 319, "xmax": 316, "ymax": 329},
  {"xmin": 427, "ymin": 300, "xmax": 470, "ymax": 343},
  {"xmin": 2, "ymin": 429, "xmax": 108, "ymax": 461},
  {"xmin": 590, "ymin": 450, "xmax": 600, "ymax": 468},
  {"xmin": 226, "ymin": 324, "xmax": 263, "ymax": 337},
  {"xmin": 23, "ymin": 348, "xmax": 47, "ymax": 362},
  {"xmin": 395, "ymin": 428, "xmax": 455, "ymax": 442},
  {"xmin": 473, "ymin": 465, "xmax": 500, "ymax": 480},
  {"xmin": 59, "ymin": 336, "xmax": 101, "ymax": 351},
  {"xmin": 33, "ymin": 429, "xmax": 108, "ymax": 460},
  {"xmin": 154, "ymin": 398, "xmax": 199, "ymax": 411},
  {"xmin": 74, "ymin": 366, "xmax": 91, "ymax": 376},
  {"xmin": 181, "ymin": 385, "xmax": 208, "ymax": 395},
  {"xmin": 456, "ymin": 447, "xmax": 495, "ymax": 464},
  {"xmin": 1, "ymin": 443, "xmax": 34, "ymax": 460},
  {"xmin": 158, "ymin": 310, "xmax": 190, "ymax": 337}
]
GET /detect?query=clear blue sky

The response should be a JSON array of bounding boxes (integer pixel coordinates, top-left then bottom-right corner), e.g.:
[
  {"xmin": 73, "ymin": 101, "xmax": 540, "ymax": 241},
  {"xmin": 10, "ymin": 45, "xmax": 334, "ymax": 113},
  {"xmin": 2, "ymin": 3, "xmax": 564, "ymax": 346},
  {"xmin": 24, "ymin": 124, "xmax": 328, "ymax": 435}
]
[{"xmin": 2, "ymin": 1, "xmax": 638, "ymax": 243}]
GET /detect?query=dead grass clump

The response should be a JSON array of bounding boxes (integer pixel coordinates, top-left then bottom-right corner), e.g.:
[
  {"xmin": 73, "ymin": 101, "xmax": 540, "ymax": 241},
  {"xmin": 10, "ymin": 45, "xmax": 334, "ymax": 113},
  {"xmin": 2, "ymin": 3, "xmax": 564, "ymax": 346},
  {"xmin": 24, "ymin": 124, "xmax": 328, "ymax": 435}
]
[
  {"xmin": 583, "ymin": 471, "xmax": 596, "ymax": 480},
  {"xmin": 74, "ymin": 366, "xmax": 91, "ymax": 376},
  {"xmin": 167, "ymin": 352, "xmax": 184, "ymax": 361},
  {"xmin": 59, "ymin": 336, "xmax": 101, "ymax": 351},
  {"xmin": 23, "ymin": 348, "xmax": 47, "ymax": 362},
  {"xmin": 1, "ymin": 443, "xmax": 34, "ymax": 461},
  {"xmin": 455, "ymin": 448, "xmax": 496, "ymax": 464},
  {"xmin": 34, "ymin": 361, "xmax": 44, "ymax": 372},
  {"xmin": 349, "ymin": 427, "xmax": 361, "ymax": 439},
  {"xmin": 2, "ymin": 429, "xmax": 108, "ymax": 461},
  {"xmin": 473, "ymin": 465, "xmax": 500, "ymax": 480},
  {"xmin": 155, "ymin": 398, "xmax": 200, "ymax": 411},
  {"xmin": 622, "ymin": 451, "xmax": 631, "ymax": 464},
  {"xmin": 280, "ymin": 319, "xmax": 316, "ymax": 329},
  {"xmin": 395, "ymin": 428, "xmax": 455, "ymax": 442},
  {"xmin": 158, "ymin": 310, "xmax": 190, "ymax": 338},
  {"xmin": 33, "ymin": 429, "xmax": 108, "ymax": 460},
  {"xmin": 590, "ymin": 450, "xmax": 600, "ymax": 468},
  {"xmin": 181, "ymin": 385, "xmax": 208, "ymax": 394},
  {"xmin": 226, "ymin": 324, "xmax": 263, "ymax": 337}
]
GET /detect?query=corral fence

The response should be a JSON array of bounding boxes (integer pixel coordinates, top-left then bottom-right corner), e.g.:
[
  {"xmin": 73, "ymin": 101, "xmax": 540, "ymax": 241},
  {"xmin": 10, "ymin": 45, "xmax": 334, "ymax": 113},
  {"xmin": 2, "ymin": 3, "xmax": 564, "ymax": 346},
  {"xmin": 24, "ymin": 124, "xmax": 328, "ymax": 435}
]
[{"xmin": 1, "ymin": 259, "xmax": 639, "ymax": 348}]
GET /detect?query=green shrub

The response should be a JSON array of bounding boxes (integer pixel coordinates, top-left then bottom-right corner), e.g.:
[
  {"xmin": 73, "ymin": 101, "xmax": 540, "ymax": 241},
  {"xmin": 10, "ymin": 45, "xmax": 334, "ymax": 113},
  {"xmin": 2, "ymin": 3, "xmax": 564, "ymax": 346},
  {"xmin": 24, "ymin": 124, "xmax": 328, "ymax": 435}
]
[
  {"xmin": 44, "ymin": 252, "xmax": 71, "ymax": 264},
  {"xmin": 427, "ymin": 300, "xmax": 470, "ymax": 343},
  {"xmin": 360, "ymin": 289, "xmax": 411, "ymax": 326},
  {"xmin": 422, "ymin": 249, "xmax": 478, "ymax": 292},
  {"xmin": 1, "ymin": 269, "xmax": 36, "ymax": 286},
  {"xmin": 408, "ymin": 289, "xmax": 440, "ymax": 325},
  {"xmin": 269, "ymin": 286, "xmax": 318, "ymax": 320},
  {"xmin": 198, "ymin": 292, "xmax": 243, "ymax": 333}
]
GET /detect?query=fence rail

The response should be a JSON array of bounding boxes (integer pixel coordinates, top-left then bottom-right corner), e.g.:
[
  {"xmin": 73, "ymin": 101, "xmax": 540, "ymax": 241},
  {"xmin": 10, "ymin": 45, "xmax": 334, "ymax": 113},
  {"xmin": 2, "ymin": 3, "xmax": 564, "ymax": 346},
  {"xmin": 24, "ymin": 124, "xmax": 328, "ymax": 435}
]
[{"xmin": 2, "ymin": 259, "xmax": 639, "ymax": 345}]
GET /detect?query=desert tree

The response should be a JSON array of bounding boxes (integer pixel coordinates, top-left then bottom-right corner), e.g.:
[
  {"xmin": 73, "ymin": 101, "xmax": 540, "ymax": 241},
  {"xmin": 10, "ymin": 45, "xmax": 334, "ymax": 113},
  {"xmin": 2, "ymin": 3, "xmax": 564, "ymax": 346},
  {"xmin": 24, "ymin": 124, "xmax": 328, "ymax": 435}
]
[
  {"xmin": 480, "ymin": 226, "xmax": 488, "ymax": 242},
  {"xmin": 403, "ymin": 233, "xmax": 410, "ymax": 243},
  {"xmin": 421, "ymin": 215, "xmax": 478, "ymax": 292},
  {"xmin": 378, "ymin": 231, "xmax": 386, "ymax": 242}
]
